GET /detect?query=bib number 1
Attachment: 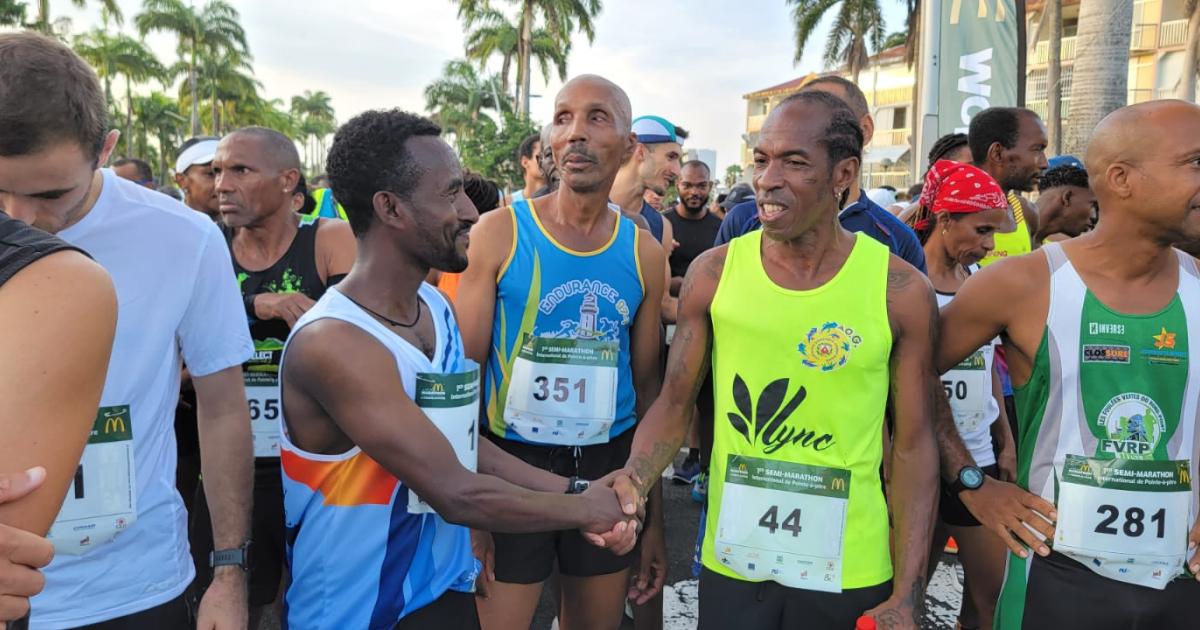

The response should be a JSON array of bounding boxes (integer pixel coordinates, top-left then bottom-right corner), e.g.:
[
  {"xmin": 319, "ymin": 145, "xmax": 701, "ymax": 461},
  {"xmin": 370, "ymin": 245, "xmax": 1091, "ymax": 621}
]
[{"xmin": 47, "ymin": 406, "xmax": 137, "ymax": 555}]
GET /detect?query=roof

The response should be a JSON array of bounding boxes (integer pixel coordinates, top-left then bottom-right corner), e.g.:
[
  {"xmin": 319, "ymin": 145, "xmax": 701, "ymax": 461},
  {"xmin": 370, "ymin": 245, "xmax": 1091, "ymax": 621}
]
[{"xmin": 743, "ymin": 45, "xmax": 910, "ymax": 101}]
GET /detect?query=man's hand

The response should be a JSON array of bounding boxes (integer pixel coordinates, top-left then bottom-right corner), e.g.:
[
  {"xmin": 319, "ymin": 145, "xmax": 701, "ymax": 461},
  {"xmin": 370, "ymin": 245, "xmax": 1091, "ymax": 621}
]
[
  {"xmin": 581, "ymin": 469, "xmax": 643, "ymax": 552},
  {"xmin": 471, "ymin": 529, "xmax": 496, "ymax": 599},
  {"xmin": 0, "ymin": 468, "xmax": 54, "ymax": 624},
  {"xmin": 196, "ymin": 568, "xmax": 248, "ymax": 630},
  {"xmin": 863, "ymin": 598, "xmax": 919, "ymax": 630},
  {"xmin": 253, "ymin": 292, "xmax": 316, "ymax": 328},
  {"xmin": 627, "ymin": 518, "xmax": 666, "ymax": 605},
  {"xmin": 1188, "ymin": 515, "xmax": 1200, "ymax": 580},
  {"xmin": 960, "ymin": 477, "xmax": 1056, "ymax": 558}
]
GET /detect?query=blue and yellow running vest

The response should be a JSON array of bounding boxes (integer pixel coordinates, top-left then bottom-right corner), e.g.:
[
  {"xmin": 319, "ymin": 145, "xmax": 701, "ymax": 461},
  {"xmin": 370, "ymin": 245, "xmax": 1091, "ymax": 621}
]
[{"xmin": 484, "ymin": 198, "xmax": 645, "ymax": 443}]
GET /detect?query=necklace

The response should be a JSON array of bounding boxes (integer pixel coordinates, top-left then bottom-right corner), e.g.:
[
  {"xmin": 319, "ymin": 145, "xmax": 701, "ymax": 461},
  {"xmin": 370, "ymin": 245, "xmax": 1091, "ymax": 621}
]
[{"xmin": 342, "ymin": 293, "xmax": 422, "ymax": 328}]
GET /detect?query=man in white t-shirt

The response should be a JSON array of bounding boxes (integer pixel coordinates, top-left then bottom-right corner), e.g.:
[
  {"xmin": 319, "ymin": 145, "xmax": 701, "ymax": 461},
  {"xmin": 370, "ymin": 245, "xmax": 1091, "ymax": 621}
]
[{"xmin": 0, "ymin": 32, "xmax": 254, "ymax": 629}]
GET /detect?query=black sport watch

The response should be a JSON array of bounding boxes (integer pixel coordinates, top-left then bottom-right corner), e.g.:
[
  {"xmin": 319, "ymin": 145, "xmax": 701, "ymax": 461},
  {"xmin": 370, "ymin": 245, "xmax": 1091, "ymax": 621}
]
[
  {"xmin": 565, "ymin": 476, "xmax": 590, "ymax": 494},
  {"xmin": 949, "ymin": 465, "xmax": 986, "ymax": 495},
  {"xmin": 210, "ymin": 541, "xmax": 251, "ymax": 570}
]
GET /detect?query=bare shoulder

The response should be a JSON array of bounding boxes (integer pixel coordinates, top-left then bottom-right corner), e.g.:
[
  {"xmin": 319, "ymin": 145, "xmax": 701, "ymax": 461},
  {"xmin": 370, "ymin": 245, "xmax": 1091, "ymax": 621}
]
[
  {"xmin": 692, "ymin": 244, "xmax": 729, "ymax": 280},
  {"xmin": 465, "ymin": 205, "xmax": 516, "ymax": 269},
  {"xmin": 886, "ymin": 255, "xmax": 934, "ymax": 300},
  {"xmin": 0, "ymin": 249, "xmax": 115, "ymax": 308},
  {"xmin": 966, "ymin": 250, "xmax": 1049, "ymax": 298},
  {"xmin": 285, "ymin": 317, "xmax": 380, "ymax": 384},
  {"xmin": 680, "ymin": 245, "xmax": 729, "ymax": 301},
  {"xmin": 316, "ymin": 216, "xmax": 355, "ymax": 239}
]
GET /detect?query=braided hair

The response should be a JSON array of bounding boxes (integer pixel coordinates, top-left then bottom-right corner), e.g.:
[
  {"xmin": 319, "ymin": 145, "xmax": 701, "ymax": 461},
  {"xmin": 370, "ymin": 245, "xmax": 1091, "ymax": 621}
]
[{"xmin": 928, "ymin": 133, "xmax": 969, "ymax": 166}]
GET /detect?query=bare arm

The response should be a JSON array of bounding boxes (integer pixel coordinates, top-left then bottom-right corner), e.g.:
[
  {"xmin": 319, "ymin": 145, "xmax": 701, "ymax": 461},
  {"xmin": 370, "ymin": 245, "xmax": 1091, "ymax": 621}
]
[
  {"xmin": 866, "ymin": 261, "xmax": 940, "ymax": 627},
  {"xmin": 284, "ymin": 321, "xmax": 631, "ymax": 535},
  {"xmin": 456, "ymin": 209, "xmax": 510, "ymax": 366},
  {"xmin": 658, "ymin": 220, "xmax": 678, "ymax": 323},
  {"xmin": 0, "ymin": 252, "xmax": 116, "ymax": 532},
  {"xmin": 193, "ymin": 366, "xmax": 254, "ymax": 555},
  {"xmin": 316, "ymin": 217, "xmax": 357, "ymax": 281},
  {"xmin": 624, "ymin": 247, "xmax": 724, "ymax": 493},
  {"xmin": 633, "ymin": 234, "xmax": 666, "ymax": 419},
  {"xmin": 990, "ymin": 361, "xmax": 1017, "ymax": 482}
]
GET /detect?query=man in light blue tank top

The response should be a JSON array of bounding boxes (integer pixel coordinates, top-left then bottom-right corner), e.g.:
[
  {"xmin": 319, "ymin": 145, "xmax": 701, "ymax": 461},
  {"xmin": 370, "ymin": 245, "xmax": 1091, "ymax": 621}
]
[
  {"xmin": 280, "ymin": 109, "xmax": 643, "ymax": 629},
  {"xmin": 456, "ymin": 75, "xmax": 670, "ymax": 630}
]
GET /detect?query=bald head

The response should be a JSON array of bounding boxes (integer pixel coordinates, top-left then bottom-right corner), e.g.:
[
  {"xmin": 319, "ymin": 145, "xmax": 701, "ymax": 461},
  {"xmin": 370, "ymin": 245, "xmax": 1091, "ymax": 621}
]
[
  {"xmin": 1084, "ymin": 100, "xmax": 1200, "ymax": 242},
  {"xmin": 556, "ymin": 74, "xmax": 632, "ymax": 133},
  {"xmin": 226, "ymin": 126, "xmax": 301, "ymax": 172}
]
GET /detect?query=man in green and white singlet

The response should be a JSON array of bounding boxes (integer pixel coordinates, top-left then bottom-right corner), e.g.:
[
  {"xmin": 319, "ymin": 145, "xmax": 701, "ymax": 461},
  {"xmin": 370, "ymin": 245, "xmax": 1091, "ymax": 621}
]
[
  {"xmin": 617, "ymin": 90, "xmax": 939, "ymax": 630},
  {"xmin": 936, "ymin": 100, "xmax": 1200, "ymax": 629}
]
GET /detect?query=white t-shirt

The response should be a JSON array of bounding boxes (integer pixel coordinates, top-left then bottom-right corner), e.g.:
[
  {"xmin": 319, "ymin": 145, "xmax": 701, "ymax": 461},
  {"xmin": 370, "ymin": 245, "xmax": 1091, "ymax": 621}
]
[
  {"xmin": 936, "ymin": 287, "xmax": 999, "ymax": 469},
  {"xmin": 31, "ymin": 169, "xmax": 252, "ymax": 628}
]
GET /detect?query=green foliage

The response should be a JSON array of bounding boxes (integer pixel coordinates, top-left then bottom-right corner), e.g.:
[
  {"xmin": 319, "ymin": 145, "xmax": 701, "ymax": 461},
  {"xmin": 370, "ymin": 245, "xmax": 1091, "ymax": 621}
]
[
  {"xmin": 0, "ymin": 0, "xmax": 26, "ymax": 26},
  {"xmin": 724, "ymin": 164, "xmax": 743, "ymax": 188},
  {"xmin": 456, "ymin": 111, "xmax": 540, "ymax": 189}
]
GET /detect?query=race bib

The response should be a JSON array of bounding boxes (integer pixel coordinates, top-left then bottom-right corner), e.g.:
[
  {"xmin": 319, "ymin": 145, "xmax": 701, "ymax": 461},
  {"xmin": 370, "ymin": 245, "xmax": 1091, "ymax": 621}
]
[
  {"xmin": 47, "ymin": 406, "xmax": 137, "ymax": 555},
  {"xmin": 246, "ymin": 370, "xmax": 281, "ymax": 458},
  {"xmin": 409, "ymin": 364, "xmax": 481, "ymax": 514},
  {"xmin": 504, "ymin": 335, "xmax": 618, "ymax": 445},
  {"xmin": 1055, "ymin": 455, "xmax": 1193, "ymax": 589},
  {"xmin": 714, "ymin": 455, "xmax": 850, "ymax": 592},
  {"xmin": 943, "ymin": 346, "xmax": 993, "ymax": 434}
]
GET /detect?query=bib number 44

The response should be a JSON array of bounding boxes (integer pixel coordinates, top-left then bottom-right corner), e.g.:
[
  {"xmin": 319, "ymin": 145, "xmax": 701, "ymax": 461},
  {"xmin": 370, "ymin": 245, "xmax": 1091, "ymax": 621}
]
[{"xmin": 758, "ymin": 505, "xmax": 803, "ymax": 537}]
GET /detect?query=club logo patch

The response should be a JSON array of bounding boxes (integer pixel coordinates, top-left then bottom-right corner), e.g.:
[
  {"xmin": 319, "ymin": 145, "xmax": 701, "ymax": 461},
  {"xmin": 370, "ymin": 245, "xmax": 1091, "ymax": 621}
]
[
  {"xmin": 1097, "ymin": 393, "xmax": 1165, "ymax": 459},
  {"xmin": 1082, "ymin": 344, "xmax": 1130, "ymax": 364},
  {"xmin": 797, "ymin": 322, "xmax": 861, "ymax": 372}
]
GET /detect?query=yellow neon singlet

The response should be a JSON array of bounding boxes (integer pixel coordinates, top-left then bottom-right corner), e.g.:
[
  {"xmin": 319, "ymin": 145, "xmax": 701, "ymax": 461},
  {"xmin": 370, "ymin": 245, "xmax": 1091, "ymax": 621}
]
[{"xmin": 978, "ymin": 191, "xmax": 1032, "ymax": 266}]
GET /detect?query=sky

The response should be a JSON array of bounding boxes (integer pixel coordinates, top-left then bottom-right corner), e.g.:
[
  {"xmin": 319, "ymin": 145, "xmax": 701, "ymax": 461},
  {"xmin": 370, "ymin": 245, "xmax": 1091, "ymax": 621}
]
[{"xmin": 58, "ymin": 0, "xmax": 908, "ymax": 176}]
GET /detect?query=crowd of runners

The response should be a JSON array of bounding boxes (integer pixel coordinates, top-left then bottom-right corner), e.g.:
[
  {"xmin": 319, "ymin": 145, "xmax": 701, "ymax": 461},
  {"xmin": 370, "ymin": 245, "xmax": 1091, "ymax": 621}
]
[{"xmin": 0, "ymin": 28, "xmax": 1199, "ymax": 630}]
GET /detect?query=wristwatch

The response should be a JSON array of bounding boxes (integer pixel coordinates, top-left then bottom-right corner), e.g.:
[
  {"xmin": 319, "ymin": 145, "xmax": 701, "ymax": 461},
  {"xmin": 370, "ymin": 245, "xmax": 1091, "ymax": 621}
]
[
  {"xmin": 565, "ymin": 476, "xmax": 590, "ymax": 494},
  {"xmin": 949, "ymin": 465, "xmax": 986, "ymax": 495},
  {"xmin": 210, "ymin": 541, "xmax": 251, "ymax": 570}
]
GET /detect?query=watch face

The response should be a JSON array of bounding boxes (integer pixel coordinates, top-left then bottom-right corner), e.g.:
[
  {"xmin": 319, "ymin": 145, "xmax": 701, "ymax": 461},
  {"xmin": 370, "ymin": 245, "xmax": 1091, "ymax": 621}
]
[{"xmin": 962, "ymin": 467, "xmax": 985, "ymax": 489}]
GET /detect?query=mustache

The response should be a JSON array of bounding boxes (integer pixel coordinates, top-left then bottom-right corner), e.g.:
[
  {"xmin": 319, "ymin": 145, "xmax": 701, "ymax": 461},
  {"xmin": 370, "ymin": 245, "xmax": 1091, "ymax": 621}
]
[{"xmin": 561, "ymin": 146, "xmax": 597, "ymax": 163}]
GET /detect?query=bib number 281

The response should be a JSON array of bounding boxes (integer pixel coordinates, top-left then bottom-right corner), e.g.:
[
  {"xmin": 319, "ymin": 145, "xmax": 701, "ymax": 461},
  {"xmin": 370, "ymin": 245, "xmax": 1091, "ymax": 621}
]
[
  {"xmin": 1094, "ymin": 504, "xmax": 1166, "ymax": 538},
  {"xmin": 532, "ymin": 376, "xmax": 587, "ymax": 404}
]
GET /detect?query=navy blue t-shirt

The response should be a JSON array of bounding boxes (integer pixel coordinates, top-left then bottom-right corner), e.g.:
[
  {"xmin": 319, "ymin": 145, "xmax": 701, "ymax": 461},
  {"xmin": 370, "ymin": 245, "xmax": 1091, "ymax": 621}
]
[
  {"xmin": 713, "ymin": 192, "xmax": 927, "ymax": 274},
  {"xmin": 639, "ymin": 201, "xmax": 664, "ymax": 243}
]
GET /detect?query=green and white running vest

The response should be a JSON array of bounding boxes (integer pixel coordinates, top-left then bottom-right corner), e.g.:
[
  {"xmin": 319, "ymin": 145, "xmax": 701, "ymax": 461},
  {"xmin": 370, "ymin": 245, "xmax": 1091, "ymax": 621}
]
[
  {"xmin": 703, "ymin": 231, "xmax": 894, "ymax": 592},
  {"xmin": 1012, "ymin": 242, "xmax": 1199, "ymax": 589}
]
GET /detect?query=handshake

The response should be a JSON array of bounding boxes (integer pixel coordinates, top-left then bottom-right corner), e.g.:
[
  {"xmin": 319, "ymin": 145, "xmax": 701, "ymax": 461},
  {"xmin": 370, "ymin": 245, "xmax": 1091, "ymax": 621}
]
[{"xmin": 577, "ymin": 468, "xmax": 646, "ymax": 555}]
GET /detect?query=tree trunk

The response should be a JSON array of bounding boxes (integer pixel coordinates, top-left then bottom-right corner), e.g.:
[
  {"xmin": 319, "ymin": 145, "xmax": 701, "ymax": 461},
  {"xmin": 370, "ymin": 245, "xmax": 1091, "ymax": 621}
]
[
  {"xmin": 517, "ymin": 0, "xmax": 533, "ymax": 118},
  {"xmin": 1047, "ymin": 0, "xmax": 1063, "ymax": 155},
  {"xmin": 501, "ymin": 53, "xmax": 513, "ymax": 102},
  {"xmin": 1063, "ymin": 0, "xmax": 1133, "ymax": 156},
  {"xmin": 125, "ymin": 77, "xmax": 134, "ymax": 158},
  {"xmin": 211, "ymin": 82, "xmax": 219, "ymax": 135},
  {"xmin": 189, "ymin": 42, "xmax": 201, "ymax": 136},
  {"xmin": 1182, "ymin": 3, "xmax": 1200, "ymax": 101}
]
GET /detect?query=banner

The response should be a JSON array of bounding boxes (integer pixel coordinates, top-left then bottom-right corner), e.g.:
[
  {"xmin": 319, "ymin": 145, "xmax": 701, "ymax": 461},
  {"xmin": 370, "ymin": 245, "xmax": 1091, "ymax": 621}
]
[{"xmin": 915, "ymin": 0, "xmax": 1025, "ymax": 176}]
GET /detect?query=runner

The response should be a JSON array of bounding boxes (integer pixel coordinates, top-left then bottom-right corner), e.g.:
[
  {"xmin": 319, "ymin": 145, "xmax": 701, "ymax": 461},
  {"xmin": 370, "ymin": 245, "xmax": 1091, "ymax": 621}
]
[
  {"xmin": 199, "ymin": 126, "xmax": 357, "ymax": 628},
  {"xmin": 968, "ymin": 107, "xmax": 1048, "ymax": 265},
  {"xmin": 532, "ymin": 124, "xmax": 559, "ymax": 197},
  {"xmin": 898, "ymin": 133, "xmax": 971, "ymax": 223},
  {"xmin": 0, "ymin": 32, "xmax": 255, "ymax": 628},
  {"xmin": 620, "ymin": 89, "xmax": 939, "ymax": 630},
  {"xmin": 936, "ymin": 100, "xmax": 1200, "ymax": 630},
  {"xmin": 112, "ymin": 157, "xmax": 155, "ymax": 189},
  {"xmin": 713, "ymin": 77, "xmax": 927, "ymax": 274},
  {"xmin": 456, "ymin": 75, "xmax": 668, "ymax": 630},
  {"xmin": 905, "ymin": 160, "xmax": 1014, "ymax": 630},
  {"xmin": 506, "ymin": 132, "xmax": 545, "ymax": 204},
  {"xmin": 174, "ymin": 136, "xmax": 220, "ymax": 220},
  {"xmin": 1033, "ymin": 164, "xmax": 1097, "ymax": 245},
  {"xmin": 665, "ymin": 160, "xmax": 721, "ymax": 489},
  {"xmin": 0, "ymin": 212, "xmax": 116, "ymax": 625},
  {"xmin": 279, "ymin": 108, "xmax": 641, "ymax": 629}
]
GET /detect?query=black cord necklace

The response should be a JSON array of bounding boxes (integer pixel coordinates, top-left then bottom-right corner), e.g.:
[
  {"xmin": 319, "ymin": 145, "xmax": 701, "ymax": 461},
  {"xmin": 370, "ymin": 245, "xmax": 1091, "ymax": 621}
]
[{"xmin": 342, "ymin": 293, "xmax": 422, "ymax": 328}]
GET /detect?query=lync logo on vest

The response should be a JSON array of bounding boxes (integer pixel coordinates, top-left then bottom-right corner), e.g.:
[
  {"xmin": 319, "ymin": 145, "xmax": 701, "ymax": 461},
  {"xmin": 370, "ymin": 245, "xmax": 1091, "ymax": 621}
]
[
  {"xmin": 797, "ymin": 322, "xmax": 861, "ymax": 372},
  {"xmin": 725, "ymin": 374, "xmax": 834, "ymax": 455}
]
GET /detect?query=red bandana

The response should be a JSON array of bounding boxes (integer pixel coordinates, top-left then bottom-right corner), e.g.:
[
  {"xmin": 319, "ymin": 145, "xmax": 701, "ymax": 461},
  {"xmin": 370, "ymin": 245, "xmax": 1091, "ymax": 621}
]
[{"xmin": 915, "ymin": 160, "xmax": 1006, "ymax": 230}]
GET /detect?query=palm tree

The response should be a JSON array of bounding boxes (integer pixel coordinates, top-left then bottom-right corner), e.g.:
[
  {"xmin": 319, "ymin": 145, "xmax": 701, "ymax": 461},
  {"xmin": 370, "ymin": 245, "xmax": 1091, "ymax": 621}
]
[
  {"xmin": 787, "ymin": 0, "xmax": 886, "ymax": 83},
  {"xmin": 32, "ymin": 0, "xmax": 122, "ymax": 33},
  {"xmin": 1046, "ymin": 0, "xmax": 1063, "ymax": 155},
  {"xmin": 1063, "ymin": 0, "xmax": 1134, "ymax": 156},
  {"xmin": 193, "ymin": 49, "xmax": 259, "ymax": 135},
  {"xmin": 136, "ymin": 0, "xmax": 249, "ymax": 136},
  {"xmin": 0, "ymin": 0, "xmax": 26, "ymax": 26},
  {"xmin": 74, "ymin": 29, "xmax": 166, "ymax": 156},
  {"xmin": 1181, "ymin": 0, "xmax": 1200, "ymax": 100},
  {"xmin": 290, "ymin": 91, "xmax": 336, "ymax": 173},
  {"xmin": 464, "ymin": 7, "xmax": 569, "ymax": 106},
  {"xmin": 132, "ymin": 91, "xmax": 185, "ymax": 176},
  {"xmin": 424, "ymin": 59, "xmax": 511, "ymax": 145},
  {"xmin": 457, "ymin": 0, "xmax": 602, "ymax": 118}
]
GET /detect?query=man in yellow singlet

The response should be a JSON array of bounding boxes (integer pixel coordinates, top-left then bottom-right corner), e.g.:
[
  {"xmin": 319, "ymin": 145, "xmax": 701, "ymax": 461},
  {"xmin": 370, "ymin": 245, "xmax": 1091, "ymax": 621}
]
[
  {"xmin": 967, "ymin": 107, "xmax": 1049, "ymax": 265},
  {"xmin": 615, "ymin": 90, "xmax": 940, "ymax": 630}
]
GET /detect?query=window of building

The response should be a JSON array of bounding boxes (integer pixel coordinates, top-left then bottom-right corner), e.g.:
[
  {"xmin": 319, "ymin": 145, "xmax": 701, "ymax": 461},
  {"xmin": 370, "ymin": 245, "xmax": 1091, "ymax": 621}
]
[{"xmin": 892, "ymin": 106, "xmax": 907, "ymax": 130}]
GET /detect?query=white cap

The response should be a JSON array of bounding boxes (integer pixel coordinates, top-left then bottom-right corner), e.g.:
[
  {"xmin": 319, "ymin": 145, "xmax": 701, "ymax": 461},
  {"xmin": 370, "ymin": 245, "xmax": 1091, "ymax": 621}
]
[{"xmin": 174, "ymin": 139, "xmax": 219, "ymax": 174}]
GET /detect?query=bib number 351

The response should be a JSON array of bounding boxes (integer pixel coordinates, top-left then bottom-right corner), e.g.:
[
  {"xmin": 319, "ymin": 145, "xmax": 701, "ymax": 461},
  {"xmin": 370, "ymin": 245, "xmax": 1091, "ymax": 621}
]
[{"xmin": 531, "ymin": 376, "xmax": 587, "ymax": 404}]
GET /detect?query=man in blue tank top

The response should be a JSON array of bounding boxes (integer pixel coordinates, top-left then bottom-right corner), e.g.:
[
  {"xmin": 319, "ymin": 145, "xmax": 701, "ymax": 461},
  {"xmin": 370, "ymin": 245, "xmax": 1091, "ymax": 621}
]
[
  {"xmin": 457, "ymin": 75, "xmax": 669, "ymax": 630},
  {"xmin": 279, "ymin": 109, "xmax": 643, "ymax": 629}
]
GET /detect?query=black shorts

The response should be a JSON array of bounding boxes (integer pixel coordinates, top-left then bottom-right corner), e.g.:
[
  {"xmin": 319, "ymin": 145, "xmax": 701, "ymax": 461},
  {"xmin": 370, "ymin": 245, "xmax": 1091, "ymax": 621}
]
[
  {"xmin": 698, "ymin": 568, "xmax": 890, "ymax": 630},
  {"xmin": 939, "ymin": 463, "xmax": 999, "ymax": 527},
  {"xmin": 393, "ymin": 589, "xmax": 480, "ymax": 629},
  {"xmin": 487, "ymin": 429, "xmax": 636, "ymax": 583},
  {"xmin": 997, "ymin": 550, "xmax": 1200, "ymax": 630},
  {"xmin": 190, "ymin": 459, "xmax": 285, "ymax": 606},
  {"xmin": 75, "ymin": 588, "xmax": 193, "ymax": 629}
]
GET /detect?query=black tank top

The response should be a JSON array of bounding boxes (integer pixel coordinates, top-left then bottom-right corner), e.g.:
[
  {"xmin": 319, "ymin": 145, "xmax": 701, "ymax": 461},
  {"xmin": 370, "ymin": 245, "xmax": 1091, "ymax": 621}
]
[
  {"xmin": 228, "ymin": 216, "xmax": 327, "ymax": 357},
  {"xmin": 664, "ymin": 209, "xmax": 722, "ymax": 279},
  {"xmin": 0, "ymin": 212, "xmax": 82, "ymax": 288}
]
